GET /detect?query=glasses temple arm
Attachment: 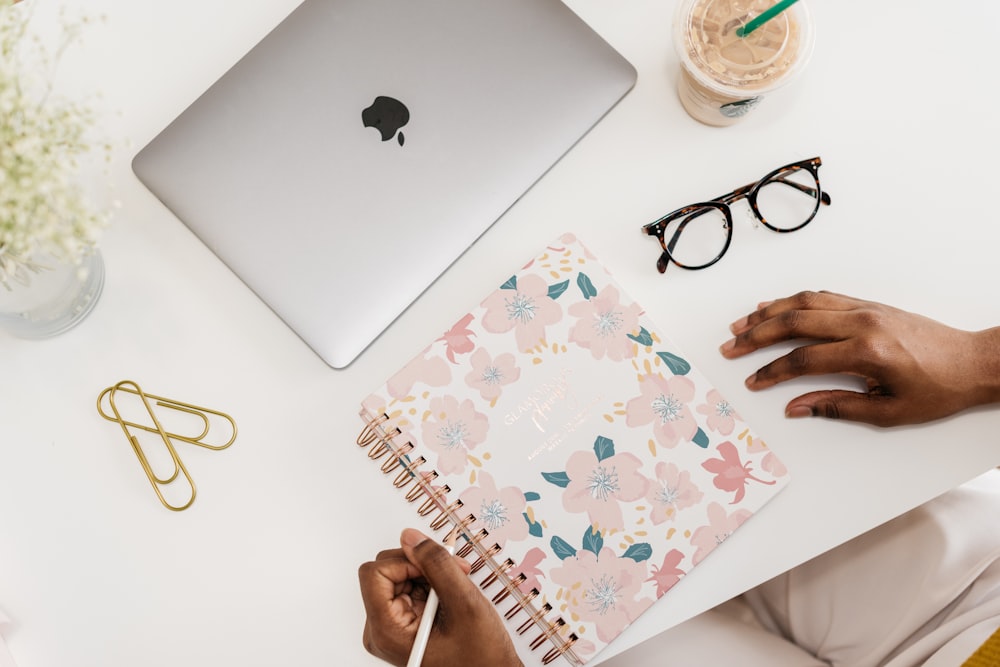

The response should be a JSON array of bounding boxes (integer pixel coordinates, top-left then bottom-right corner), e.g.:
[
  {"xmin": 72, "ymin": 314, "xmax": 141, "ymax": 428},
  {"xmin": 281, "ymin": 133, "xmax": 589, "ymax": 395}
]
[{"xmin": 768, "ymin": 176, "xmax": 832, "ymax": 205}]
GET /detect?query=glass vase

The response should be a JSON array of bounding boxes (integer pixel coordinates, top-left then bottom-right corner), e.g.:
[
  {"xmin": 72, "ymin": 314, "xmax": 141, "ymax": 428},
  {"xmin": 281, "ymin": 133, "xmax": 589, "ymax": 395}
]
[{"xmin": 0, "ymin": 249, "xmax": 106, "ymax": 339}]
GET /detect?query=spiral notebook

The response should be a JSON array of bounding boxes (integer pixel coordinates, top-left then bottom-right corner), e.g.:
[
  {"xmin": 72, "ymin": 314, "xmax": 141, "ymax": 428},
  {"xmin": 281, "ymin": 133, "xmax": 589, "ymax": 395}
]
[{"xmin": 356, "ymin": 234, "xmax": 790, "ymax": 665}]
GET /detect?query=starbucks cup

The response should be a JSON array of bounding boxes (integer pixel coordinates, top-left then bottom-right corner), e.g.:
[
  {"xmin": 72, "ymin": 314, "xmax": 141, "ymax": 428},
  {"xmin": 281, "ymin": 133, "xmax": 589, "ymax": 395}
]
[{"xmin": 674, "ymin": 0, "xmax": 815, "ymax": 126}]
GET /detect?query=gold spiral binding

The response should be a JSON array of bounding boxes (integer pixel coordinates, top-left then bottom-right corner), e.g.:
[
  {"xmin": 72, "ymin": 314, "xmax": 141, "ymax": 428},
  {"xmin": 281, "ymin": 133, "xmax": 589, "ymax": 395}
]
[
  {"xmin": 357, "ymin": 409, "xmax": 583, "ymax": 666},
  {"xmin": 392, "ymin": 456, "xmax": 424, "ymax": 487},
  {"xmin": 380, "ymin": 442, "xmax": 414, "ymax": 474},
  {"xmin": 457, "ymin": 513, "xmax": 477, "ymax": 533},
  {"xmin": 504, "ymin": 588, "xmax": 538, "ymax": 620},
  {"xmin": 480, "ymin": 558, "xmax": 514, "ymax": 590},
  {"xmin": 416, "ymin": 485, "xmax": 450, "ymax": 514},
  {"xmin": 367, "ymin": 435, "xmax": 394, "ymax": 460},
  {"xmin": 531, "ymin": 618, "xmax": 566, "ymax": 651},
  {"xmin": 356, "ymin": 412, "xmax": 389, "ymax": 447},
  {"xmin": 456, "ymin": 529, "xmax": 488, "ymax": 559},
  {"xmin": 543, "ymin": 634, "xmax": 579, "ymax": 666},
  {"xmin": 411, "ymin": 479, "xmax": 446, "ymax": 506},
  {"xmin": 470, "ymin": 543, "xmax": 501, "ymax": 574},
  {"xmin": 518, "ymin": 602, "xmax": 553, "ymax": 635},
  {"xmin": 491, "ymin": 573, "xmax": 526, "ymax": 605},
  {"xmin": 429, "ymin": 501, "xmax": 465, "ymax": 530}
]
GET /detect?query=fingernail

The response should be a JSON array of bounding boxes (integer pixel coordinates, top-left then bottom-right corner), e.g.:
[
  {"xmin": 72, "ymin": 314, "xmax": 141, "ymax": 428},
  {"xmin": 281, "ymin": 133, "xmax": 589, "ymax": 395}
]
[
  {"xmin": 719, "ymin": 338, "xmax": 736, "ymax": 355},
  {"xmin": 757, "ymin": 300, "xmax": 775, "ymax": 309},
  {"xmin": 728, "ymin": 317, "xmax": 748, "ymax": 333},
  {"xmin": 400, "ymin": 528, "xmax": 429, "ymax": 549},
  {"xmin": 786, "ymin": 406, "xmax": 814, "ymax": 418},
  {"xmin": 744, "ymin": 373, "xmax": 757, "ymax": 388}
]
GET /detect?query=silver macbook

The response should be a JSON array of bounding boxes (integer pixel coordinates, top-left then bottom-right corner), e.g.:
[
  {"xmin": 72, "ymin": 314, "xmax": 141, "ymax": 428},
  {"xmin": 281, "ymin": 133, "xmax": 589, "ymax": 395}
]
[{"xmin": 133, "ymin": 0, "xmax": 636, "ymax": 368}]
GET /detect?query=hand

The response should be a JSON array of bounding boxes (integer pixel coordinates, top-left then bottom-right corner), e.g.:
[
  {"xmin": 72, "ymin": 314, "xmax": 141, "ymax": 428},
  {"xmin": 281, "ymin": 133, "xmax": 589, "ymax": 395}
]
[
  {"xmin": 358, "ymin": 528, "xmax": 523, "ymax": 667},
  {"xmin": 719, "ymin": 291, "xmax": 1000, "ymax": 427}
]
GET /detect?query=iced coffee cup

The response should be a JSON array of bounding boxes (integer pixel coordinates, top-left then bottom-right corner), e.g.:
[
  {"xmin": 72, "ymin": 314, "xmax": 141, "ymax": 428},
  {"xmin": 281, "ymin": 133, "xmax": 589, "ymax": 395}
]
[{"xmin": 674, "ymin": 0, "xmax": 814, "ymax": 126}]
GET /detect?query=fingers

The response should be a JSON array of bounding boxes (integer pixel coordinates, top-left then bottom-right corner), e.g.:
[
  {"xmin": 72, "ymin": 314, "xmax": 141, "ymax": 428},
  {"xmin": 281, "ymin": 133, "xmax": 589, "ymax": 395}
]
[
  {"xmin": 357, "ymin": 553, "xmax": 424, "ymax": 619},
  {"xmin": 363, "ymin": 529, "xmax": 524, "ymax": 667},
  {"xmin": 720, "ymin": 291, "xmax": 899, "ymax": 425},
  {"xmin": 401, "ymin": 529, "xmax": 473, "ymax": 596},
  {"xmin": 375, "ymin": 547, "xmax": 405, "ymax": 561},
  {"xmin": 722, "ymin": 309, "xmax": 847, "ymax": 360},
  {"xmin": 358, "ymin": 531, "xmax": 473, "ymax": 666},
  {"xmin": 743, "ymin": 339, "xmax": 883, "ymax": 390},
  {"xmin": 721, "ymin": 291, "xmax": 993, "ymax": 427},
  {"xmin": 398, "ymin": 530, "xmax": 524, "ymax": 667},
  {"xmin": 785, "ymin": 390, "xmax": 903, "ymax": 427},
  {"xmin": 722, "ymin": 291, "xmax": 886, "ymax": 360},
  {"xmin": 358, "ymin": 552, "xmax": 427, "ymax": 665},
  {"xmin": 727, "ymin": 290, "xmax": 864, "ymax": 338}
]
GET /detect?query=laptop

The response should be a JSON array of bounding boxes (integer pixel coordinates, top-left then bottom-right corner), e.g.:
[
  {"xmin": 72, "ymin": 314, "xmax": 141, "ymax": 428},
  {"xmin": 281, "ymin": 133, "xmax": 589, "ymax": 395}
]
[{"xmin": 132, "ymin": 0, "xmax": 636, "ymax": 368}]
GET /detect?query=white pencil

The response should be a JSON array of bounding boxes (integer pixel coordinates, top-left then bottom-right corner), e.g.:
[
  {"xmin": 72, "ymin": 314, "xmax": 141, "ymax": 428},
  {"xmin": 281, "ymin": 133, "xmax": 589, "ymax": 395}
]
[{"xmin": 406, "ymin": 531, "xmax": 458, "ymax": 667}]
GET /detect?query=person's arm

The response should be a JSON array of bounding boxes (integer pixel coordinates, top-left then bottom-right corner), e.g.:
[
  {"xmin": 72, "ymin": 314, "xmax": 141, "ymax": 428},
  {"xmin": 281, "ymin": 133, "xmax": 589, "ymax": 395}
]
[
  {"xmin": 719, "ymin": 290, "xmax": 1000, "ymax": 427},
  {"xmin": 358, "ymin": 528, "xmax": 524, "ymax": 667}
]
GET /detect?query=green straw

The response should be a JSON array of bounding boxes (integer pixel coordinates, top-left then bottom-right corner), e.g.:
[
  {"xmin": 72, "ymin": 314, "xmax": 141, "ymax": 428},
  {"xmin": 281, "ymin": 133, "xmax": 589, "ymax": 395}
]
[{"xmin": 735, "ymin": 0, "xmax": 800, "ymax": 37}]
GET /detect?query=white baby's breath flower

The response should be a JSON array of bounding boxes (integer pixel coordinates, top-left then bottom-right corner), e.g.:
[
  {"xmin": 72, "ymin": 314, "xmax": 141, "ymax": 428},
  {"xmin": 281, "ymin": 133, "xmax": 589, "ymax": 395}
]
[{"xmin": 0, "ymin": 0, "xmax": 112, "ymax": 290}]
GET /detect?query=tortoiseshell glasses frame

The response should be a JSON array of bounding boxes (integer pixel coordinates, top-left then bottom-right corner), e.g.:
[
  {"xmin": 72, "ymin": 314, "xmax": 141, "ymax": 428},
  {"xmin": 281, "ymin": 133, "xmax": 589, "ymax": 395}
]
[{"xmin": 642, "ymin": 157, "xmax": 832, "ymax": 273}]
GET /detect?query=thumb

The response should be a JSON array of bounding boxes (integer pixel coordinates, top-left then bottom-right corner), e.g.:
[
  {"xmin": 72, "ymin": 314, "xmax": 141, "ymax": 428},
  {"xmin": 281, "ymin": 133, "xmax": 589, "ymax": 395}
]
[
  {"xmin": 787, "ymin": 390, "xmax": 900, "ymax": 427},
  {"xmin": 400, "ymin": 529, "xmax": 473, "ymax": 603}
]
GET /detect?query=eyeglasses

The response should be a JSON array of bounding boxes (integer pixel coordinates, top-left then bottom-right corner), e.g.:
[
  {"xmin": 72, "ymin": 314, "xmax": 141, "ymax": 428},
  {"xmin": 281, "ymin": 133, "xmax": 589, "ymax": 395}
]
[{"xmin": 642, "ymin": 157, "xmax": 831, "ymax": 273}]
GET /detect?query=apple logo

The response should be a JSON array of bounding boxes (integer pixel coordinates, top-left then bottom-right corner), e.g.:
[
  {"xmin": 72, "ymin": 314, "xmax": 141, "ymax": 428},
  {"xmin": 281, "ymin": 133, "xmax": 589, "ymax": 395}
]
[{"xmin": 362, "ymin": 96, "xmax": 409, "ymax": 146}]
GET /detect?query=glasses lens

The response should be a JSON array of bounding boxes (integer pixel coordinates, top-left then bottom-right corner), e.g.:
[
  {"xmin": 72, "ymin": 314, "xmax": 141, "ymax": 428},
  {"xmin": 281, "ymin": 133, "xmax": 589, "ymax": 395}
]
[
  {"xmin": 663, "ymin": 206, "xmax": 729, "ymax": 268},
  {"xmin": 755, "ymin": 166, "xmax": 821, "ymax": 230}
]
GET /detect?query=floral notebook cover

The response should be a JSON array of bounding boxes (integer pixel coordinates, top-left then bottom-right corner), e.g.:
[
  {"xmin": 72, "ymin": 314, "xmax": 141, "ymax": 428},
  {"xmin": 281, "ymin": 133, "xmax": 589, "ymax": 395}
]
[{"xmin": 359, "ymin": 233, "xmax": 790, "ymax": 664}]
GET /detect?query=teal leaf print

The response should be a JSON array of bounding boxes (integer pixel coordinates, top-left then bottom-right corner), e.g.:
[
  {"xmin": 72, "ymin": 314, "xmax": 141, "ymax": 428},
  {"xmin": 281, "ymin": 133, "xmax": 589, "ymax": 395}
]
[
  {"xmin": 524, "ymin": 491, "xmax": 541, "ymax": 502},
  {"xmin": 500, "ymin": 275, "xmax": 517, "ymax": 290},
  {"xmin": 593, "ymin": 435, "xmax": 615, "ymax": 462},
  {"xmin": 524, "ymin": 513, "xmax": 544, "ymax": 538},
  {"xmin": 692, "ymin": 427, "xmax": 710, "ymax": 449},
  {"xmin": 627, "ymin": 327, "xmax": 654, "ymax": 346},
  {"xmin": 622, "ymin": 543, "xmax": 653, "ymax": 562},
  {"xmin": 551, "ymin": 535, "xmax": 577, "ymax": 560},
  {"xmin": 547, "ymin": 280, "xmax": 570, "ymax": 300},
  {"xmin": 577, "ymin": 272, "xmax": 598, "ymax": 300},
  {"xmin": 542, "ymin": 471, "xmax": 571, "ymax": 488},
  {"xmin": 582, "ymin": 526, "xmax": 604, "ymax": 556},
  {"xmin": 657, "ymin": 351, "xmax": 692, "ymax": 375}
]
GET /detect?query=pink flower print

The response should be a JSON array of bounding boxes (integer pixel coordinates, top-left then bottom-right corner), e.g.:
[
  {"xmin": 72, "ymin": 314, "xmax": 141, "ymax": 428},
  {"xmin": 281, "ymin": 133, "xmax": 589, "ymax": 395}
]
[
  {"xmin": 646, "ymin": 462, "xmax": 703, "ymax": 524},
  {"xmin": 645, "ymin": 549, "xmax": 686, "ymax": 597},
  {"xmin": 386, "ymin": 346, "xmax": 452, "ymax": 399},
  {"xmin": 515, "ymin": 547, "xmax": 548, "ymax": 595},
  {"xmin": 420, "ymin": 395, "xmax": 489, "ymax": 475},
  {"xmin": 567, "ymin": 285, "xmax": 642, "ymax": 361},
  {"xmin": 549, "ymin": 547, "xmax": 655, "ymax": 643},
  {"xmin": 480, "ymin": 274, "xmax": 563, "ymax": 352},
  {"xmin": 762, "ymin": 451, "xmax": 788, "ymax": 478},
  {"xmin": 551, "ymin": 233, "xmax": 597, "ymax": 261},
  {"xmin": 464, "ymin": 348, "xmax": 521, "ymax": 402},
  {"xmin": 696, "ymin": 389, "xmax": 741, "ymax": 436},
  {"xmin": 701, "ymin": 441, "xmax": 776, "ymax": 504},
  {"xmin": 437, "ymin": 313, "xmax": 476, "ymax": 364},
  {"xmin": 359, "ymin": 394, "xmax": 419, "ymax": 446},
  {"xmin": 457, "ymin": 471, "xmax": 528, "ymax": 548},
  {"xmin": 567, "ymin": 637, "xmax": 597, "ymax": 661},
  {"xmin": 361, "ymin": 393, "xmax": 387, "ymax": 418},
  {"xmin": 562, "ymin": 450, "xmax": 648, "ymax": 532},
  {"xmin": 690, "ymin": 502, "xmax": 752, "ymax": 565},
  {"xmin": 624, "ymin": 373, "xmax": 698, "ymax": 449},
  {"xmin": 740, "ymin": 431, "xmax": 786, "ymax": 482}
]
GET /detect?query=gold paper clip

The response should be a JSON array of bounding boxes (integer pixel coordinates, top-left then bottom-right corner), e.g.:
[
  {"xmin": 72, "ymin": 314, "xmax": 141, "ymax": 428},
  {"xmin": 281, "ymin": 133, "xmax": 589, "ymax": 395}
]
[{"xmin": 97, "ymin": 380, "xmax": 237, "ymax": 511}]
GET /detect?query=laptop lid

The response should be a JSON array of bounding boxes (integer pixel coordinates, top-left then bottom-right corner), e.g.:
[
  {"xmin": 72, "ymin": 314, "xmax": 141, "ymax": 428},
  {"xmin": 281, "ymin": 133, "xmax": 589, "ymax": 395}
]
[{"xmin": 132, "ymin": 0, "xmax": 636, "ymax": 368}]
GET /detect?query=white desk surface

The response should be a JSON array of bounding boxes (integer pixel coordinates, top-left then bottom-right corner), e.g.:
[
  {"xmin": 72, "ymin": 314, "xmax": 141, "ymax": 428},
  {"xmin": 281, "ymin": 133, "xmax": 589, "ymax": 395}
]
[{"xmin": 2, "ymin": 1, "xmax": 999, "ymax": 666}]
